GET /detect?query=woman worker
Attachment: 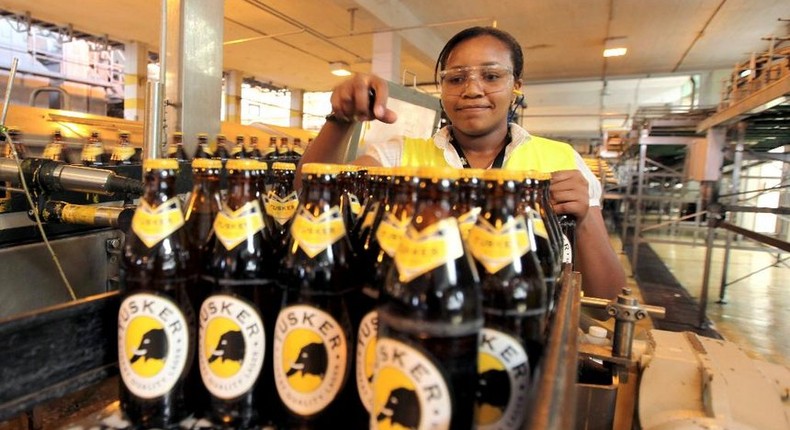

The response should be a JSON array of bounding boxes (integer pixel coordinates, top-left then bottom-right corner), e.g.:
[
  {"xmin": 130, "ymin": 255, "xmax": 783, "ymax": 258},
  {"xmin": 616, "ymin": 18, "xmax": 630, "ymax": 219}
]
[{"xmin": 297, "ymin": 26, "xmax": 626, "ymax": 300}]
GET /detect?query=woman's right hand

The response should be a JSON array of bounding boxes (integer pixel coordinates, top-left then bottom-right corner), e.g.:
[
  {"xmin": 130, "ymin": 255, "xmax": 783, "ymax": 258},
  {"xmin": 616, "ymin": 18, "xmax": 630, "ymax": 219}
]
[{"xmin": 329, "ymin": 73, "xmax": 398, "ymax": 124}]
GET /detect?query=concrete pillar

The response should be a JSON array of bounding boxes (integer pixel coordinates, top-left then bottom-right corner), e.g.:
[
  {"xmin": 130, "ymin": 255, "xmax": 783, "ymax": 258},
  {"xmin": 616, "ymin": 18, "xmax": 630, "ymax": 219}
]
[
  {"xmin": 290, "ymin": 89, "xmax": 304, "ymax": 129},
  {"xmin": 371, "ymin": 32, "xmax": 401, "ymax": 83},
  {"xmin": 123, "ymin": 41, "xmax": 148, "ymax": 121},
  {"xmin": 165, "ymin": 0, "xmax": 224, "ymax": 158},
  {"xmin": 225, "ymin": 69, "xmax": 243, "ymax": 124}
]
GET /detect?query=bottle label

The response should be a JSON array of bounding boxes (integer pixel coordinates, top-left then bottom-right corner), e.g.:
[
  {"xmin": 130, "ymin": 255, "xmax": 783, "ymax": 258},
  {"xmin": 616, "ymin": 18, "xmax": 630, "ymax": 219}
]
[
  {"xmin": 81, "ymin": 144, "xmax": 104, "ymax": 161},
  {"xmin": 457, "ymin": 207, "xmax": 481, "ymax": 241},
  {"xmin": 476, "ymin": 328, "xmax": 530, "ymax": 430},
  {"xmin": 376, "ymin": 213, "xmax": 412, "ymax": 257},
  {"xmin": 131, "ymin": 197, "xmax": 185, "ymax": 248},
  {"xmin": 360, "ymin": 202, "xmax": 380, "ymax": 230},
  {"xmin": 291, "ymin": 206, "xmax": 346, "ymax": 258},
  {"xmin": 198, "ymin": 294, "xmax": 265, "ymax": 399},
  {"xmin": 356, "ymin": 310, "xmax": 378, "ymax": 412},
  {"xmin": 372, "ymin": 337, "xmax": 451, "ymax": 430},
  {"xmin": 273, "ymin": 305, "xmax": 348, "ymax": 416},
  {"xmin": 527, "ymin": 207, "xmax": 549, "ymax": 240},
  {"xmin": 263, "ymin": 191, "xmax": 299, "ymax": 226},
  {"xmin": 562, "ymin": 233, "xmax": 572, "ymax": 264},
  {"xmin": 349, "ymin": 194, "xmax": 362, "ymax": 216},
  {"xmin": 166, "ymin": 145, "xmax": 178, "ymax": 156},
  {"xmin": 467, "ymin": 216, "xmax": 531, "ymax": 274},
  {"xmin": 42, "ymin": 143, "xmax": 62, "ymax": 159},
  {"xmin": 112, "ymin": 146, "xmax": 137, "ymax": 161},
  {"xmin": 118, "ymin": 293, "xmax": 190, "ymax": 399},
  {"xmin": 395, "ymin": 218, "xmax": 464, "ymax": 283},
  {"xmin": 213, "ymin": 201, "xmax": 265, "ymax": 250},
  {"xmin": 293, "ymin": 146, "xmax": 305, "ymax": 155},
  {"xmin": 230, "ymin": 146, "xmax": 243, "ymax": 156}
]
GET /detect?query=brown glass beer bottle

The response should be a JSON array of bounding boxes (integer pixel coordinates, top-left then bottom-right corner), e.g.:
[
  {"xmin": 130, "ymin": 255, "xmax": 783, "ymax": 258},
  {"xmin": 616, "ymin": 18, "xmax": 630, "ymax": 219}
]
[
  {"xmin": 373, "ymin": 166, "xmax": 482, "ymax": 430},
  {"xmin": 118, "ymin": 158, "xmax": 195, "ymax": 428}
]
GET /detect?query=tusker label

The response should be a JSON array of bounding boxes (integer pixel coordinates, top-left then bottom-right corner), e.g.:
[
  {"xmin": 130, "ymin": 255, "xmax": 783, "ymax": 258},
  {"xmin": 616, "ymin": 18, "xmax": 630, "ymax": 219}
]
[
  {"xmin": 360, "ymin": 202, "xmax": 381, "ymax": 230},
  {"xmin": 199, "ymin": 294, "xmax": 265, "ymax": 399},
  {"xmin": 476, "ymin": 328, "xmax": 530, "ymax": 430},
  {"xmin": 356, "ymin": 311, "xmax": 378, "ymax": 412},
  {"xmin": 42, "ymin": 143, "xmax": 63, "ymax": 159},
  {"xmin": 290, "ymin": 206, "xmax": 346, "ymax": 258},
  {"xmin": 112, "ymin": 146, "xmax": 137, "ymax": 161},
  {"xmin": 213, "ymin": 201, "xmax": 265, "ymax": 251},
  {"xmin": 349, "ymin": 194, "xmax": 362, "ymax": 216},
  {"xmin": 456, "ymin": 207, "xmax": 481, "ymax": 241},
  {"xmin": 394, "ymin": 218, "xmax": 464, "ymax": 283},
  {"xmin": 467, "ymin": 216, "xmax": 531, "ymax": 274},
  {"xmin": 131, "ymin": 197, "xmax": 185, "ymax": 248},
  {"xmin": 562, "ymin": 233, "xmax": 572, "ymax": 264},
  {"xmin": 527, "ymin": 207, "xmax": 549, "ymax": 240},
  {"xmin": 81, "ymin": 144, "xmax": 104, "ymax": 161},
  {"xmin": 264, "ymin": 191, "xmax": 299, "ymax": 226},
  {"xmin": 273, "ymin": 305, "xmax": 348, "ymax": 416},
  {"xmin": 376, "ymin": 212, "xmax": 412, "ymax": 257},
  {"xmin": 118, "ymin": 293, "xmax": 189, "ymax": 399},
  {"xmin": 372, "ymin": 338, "xmax": 451, "ymax": 430}
]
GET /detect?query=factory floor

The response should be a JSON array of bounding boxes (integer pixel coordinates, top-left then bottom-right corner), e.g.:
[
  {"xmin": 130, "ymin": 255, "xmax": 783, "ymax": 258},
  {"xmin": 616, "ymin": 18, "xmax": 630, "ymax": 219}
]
[{"xmin": 626, "ymin": 235, "xmax": 789, "ymax": 368}]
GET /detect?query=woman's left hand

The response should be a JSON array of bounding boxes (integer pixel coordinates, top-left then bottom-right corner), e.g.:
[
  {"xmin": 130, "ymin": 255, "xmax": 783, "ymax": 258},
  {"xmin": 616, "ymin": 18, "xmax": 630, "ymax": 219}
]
[{"xmin": 549, "ymin": 170, "xmax": 589, "ymax": 220}]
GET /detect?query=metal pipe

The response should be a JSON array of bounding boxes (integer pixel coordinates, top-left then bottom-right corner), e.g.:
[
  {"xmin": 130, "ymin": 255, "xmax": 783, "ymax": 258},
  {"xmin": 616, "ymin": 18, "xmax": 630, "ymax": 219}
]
[
  {"xmin": 699, "ymin": 197, "xmax": 718, "ymax": 328},
  {"xmin": 630, "ymin": 143, "xmax": 647, "ymax": 271},
  {"xmin": 719, "ymin": 125, "xmax": 744, "ymax": 303},
  {"xmin": 581, "ymin": 296, "xmax": 666, "ymax": 319},
  {"xmin": 142, "ymin": 81, "xmax": 164, "ymax": 160},
  {"xmin": 1, "ymin": 58, "xmax": 18, "ymax": 127}
]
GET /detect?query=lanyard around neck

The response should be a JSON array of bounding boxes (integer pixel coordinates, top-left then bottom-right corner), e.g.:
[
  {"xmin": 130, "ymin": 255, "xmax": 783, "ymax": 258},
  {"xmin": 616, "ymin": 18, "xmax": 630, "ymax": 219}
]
[{"xmin": 448, "ymin": 126, "xmax": 512, "ymax": 169}]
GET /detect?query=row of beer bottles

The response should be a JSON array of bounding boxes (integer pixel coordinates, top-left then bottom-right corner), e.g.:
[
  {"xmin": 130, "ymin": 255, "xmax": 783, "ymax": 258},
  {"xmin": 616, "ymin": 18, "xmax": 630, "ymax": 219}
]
[
  {"xmin": 0, "ymin": 128, "xmax": 141, "ymax": 166},
  {"xmin": 120, "ymin": 159, "xmax": 568, "ymax": 429},
  {"xmin": 171, "ymin": 132, "xmax": 308, "ymax": 163},
  {"xmin": 0, "ymin": 127, "xmax": 308, "ymax": 167}
]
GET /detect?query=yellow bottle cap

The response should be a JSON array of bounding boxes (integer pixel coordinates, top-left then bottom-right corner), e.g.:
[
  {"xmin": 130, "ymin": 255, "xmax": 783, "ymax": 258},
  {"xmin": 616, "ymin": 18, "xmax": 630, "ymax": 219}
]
[
  {"xmin": 391, "ymin": 166, "xmax": 420, "ymax": 177},
  {"xmin": 143, "ymin": 158, "xmax": 179, "ymax": 170},
  {"xmin": 302, "ymin": 163, "xmax": 341, "ymax": 175},
  {"xmin": 272, "ymin": 162, "xmax": 297, "ymax": 171},
  {"xmin": 521, "ymin": 170, "xmax": 551, "ymax": 181},
  {"xmin": 365, "ymin": 166, "xmax": 391, "ymax": 177},
  {"xmin": 481, "ymin": 168, "xmax": 523, "ymax": 182},
  {"xmin": 226, "ymin": 159, "xmax": 260, "ymax": 170},
  {"xmin": 192, "ymin": 158, "xmax": 222, "ymax": 170},
  {"xmin": 458, "ymin": 168, "xmax": 486, "ymax": 179},
  {"xmin": 416, "ymin": 166, "xmax": 460, "ymax": 180}
]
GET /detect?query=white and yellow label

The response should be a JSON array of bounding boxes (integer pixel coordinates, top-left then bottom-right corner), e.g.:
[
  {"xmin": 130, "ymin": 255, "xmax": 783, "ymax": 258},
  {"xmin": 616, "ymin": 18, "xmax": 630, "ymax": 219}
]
[
  {"xmin": 199, "ymin": 294, "xmax": 265, "ymax": 399},
  {"xmin": 394, "ymin": 218, "xmax": 464, "ymax": 283},
  {"xmin": 264, "ymin": 191, "xmax": 299, "ymax": 226},
  {"xmin": 476, "ymin": 328, "xmax": 530, "ymax": 430},
  {"xmin": 273, "ymin": 305, "xmax": 348, "ymax": 416},
  {"xmin": 81, "ymin": 144, "xmax": 104, "ymax": 161},
  {"xmin": 290, "ymin": 206, "xmax": 346, "ymax": 258},
  {"xmin": 372, "ymin": 338, "xmax": 451, "ymax": 430},
  {"xmin": 118, "ymin": 293, "xmax": 190, "ymax": 399},
  {"xmin": 456, "ymin": 207, "xmax": 481, "ymax": 241},
  {"xmin": 375, "ymin": 213, "xmax": 412, "ymax": 258},
  {"xmin": 112, "ymin": 146, "xmax": 137, "ymax": 161},
  {"xmin": 213, "ymin": 201, "xmax": 265, "ymax": 251},
  {"xmin": 131, "ymin": 197, "xmax": 185, "ymax": 248},
  {"xmin": 356, "ymin": 311, "xmax": 378, "ymax": 412},
  {"xmin": 360, "ymin": 202, "xmax": 381, "ymax": 231},
  {"xmin": 467, "ymin": 217, "xmax": 531, "ymax": 274},
  {"xmin": 42, "ymin": 143, "xmax": 63, "ymax": 160},
  {"xmin": 526, "ymin": 208, "xmax": 549, "ymax": 240}
]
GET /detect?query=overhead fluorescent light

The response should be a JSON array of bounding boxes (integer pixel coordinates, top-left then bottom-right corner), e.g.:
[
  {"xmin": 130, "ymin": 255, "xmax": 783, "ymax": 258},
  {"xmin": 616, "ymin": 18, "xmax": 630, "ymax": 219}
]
[
  {"xmin": 603, "ymin": 37, "xmax": 627, "ymax": 58},
  {"xmin": 329, "ymin": 61, "xmax": 352, "ymax": 76}
]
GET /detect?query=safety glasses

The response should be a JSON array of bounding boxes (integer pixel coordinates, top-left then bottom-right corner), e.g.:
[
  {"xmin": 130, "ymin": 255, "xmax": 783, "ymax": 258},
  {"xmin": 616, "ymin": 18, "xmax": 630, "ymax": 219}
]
[{"xmin": 439, "ymin": 64, "xmax": 514, "ymax": 96}]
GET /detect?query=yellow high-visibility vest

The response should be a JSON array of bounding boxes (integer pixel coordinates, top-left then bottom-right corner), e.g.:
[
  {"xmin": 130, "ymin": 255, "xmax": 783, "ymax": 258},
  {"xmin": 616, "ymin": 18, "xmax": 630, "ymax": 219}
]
[{"xmin": 400, "ymin": 134, "xmax": 578, "ymax": 173}]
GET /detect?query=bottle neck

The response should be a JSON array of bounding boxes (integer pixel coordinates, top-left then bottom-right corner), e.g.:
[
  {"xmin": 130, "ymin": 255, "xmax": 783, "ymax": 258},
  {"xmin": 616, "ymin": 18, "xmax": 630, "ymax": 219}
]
[
  {"xmin": 143, "ymin": 170, "xmax": 177, "ymax": 205},
  {"xmin": 226, "ymin": 171, "xmax": 259, "ymax": 210},
  {"xmin": 302, "ymin": 173, "xmax": 340, "ymax": 209},
  {"xmin": 482, "ymin": 179, "xmax": 519, "ymax": 219}
]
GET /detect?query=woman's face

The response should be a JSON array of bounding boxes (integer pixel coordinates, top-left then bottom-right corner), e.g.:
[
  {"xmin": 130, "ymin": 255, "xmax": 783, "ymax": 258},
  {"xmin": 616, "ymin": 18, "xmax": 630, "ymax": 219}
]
[{"xmin": 440, "ymin": 35, "xmax": 522, "ymax": 138}]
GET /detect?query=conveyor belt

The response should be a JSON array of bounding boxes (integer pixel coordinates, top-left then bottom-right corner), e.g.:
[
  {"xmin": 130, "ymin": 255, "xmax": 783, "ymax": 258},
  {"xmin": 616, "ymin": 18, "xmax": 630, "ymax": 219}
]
[{"xmin": 627, "ymin": 242, "xmax": 723, "ymax": 339}]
